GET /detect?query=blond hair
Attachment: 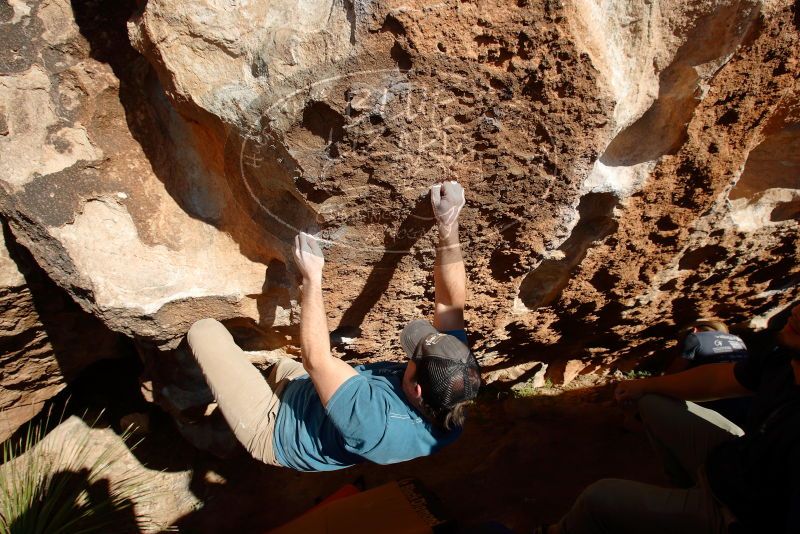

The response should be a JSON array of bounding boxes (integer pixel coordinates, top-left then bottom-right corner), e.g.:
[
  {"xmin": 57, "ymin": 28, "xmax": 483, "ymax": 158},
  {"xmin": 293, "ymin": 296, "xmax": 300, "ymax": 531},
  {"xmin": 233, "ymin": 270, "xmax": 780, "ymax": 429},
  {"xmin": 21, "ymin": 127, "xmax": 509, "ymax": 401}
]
[
  {"xmin": 679, "ymin": 319, "xmax": 728, "ymax": 340},
  {"xmin": 690, "ymin": 319, "xmax": 728, "ymax": 333}
]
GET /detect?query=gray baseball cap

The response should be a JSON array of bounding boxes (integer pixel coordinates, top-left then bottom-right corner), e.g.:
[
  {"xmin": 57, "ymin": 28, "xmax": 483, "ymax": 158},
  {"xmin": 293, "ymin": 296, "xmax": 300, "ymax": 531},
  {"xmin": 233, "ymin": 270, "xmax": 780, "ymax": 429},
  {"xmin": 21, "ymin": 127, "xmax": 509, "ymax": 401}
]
[{"xmin": 400, "ymin": 320, "xmax": 481, "ymax": 409}]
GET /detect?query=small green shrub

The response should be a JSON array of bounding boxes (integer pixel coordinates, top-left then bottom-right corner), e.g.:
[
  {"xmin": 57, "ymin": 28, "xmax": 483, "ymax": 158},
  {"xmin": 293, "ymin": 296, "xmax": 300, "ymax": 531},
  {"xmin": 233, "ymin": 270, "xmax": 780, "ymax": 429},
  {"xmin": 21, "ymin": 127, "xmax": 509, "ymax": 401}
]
[{"xmin": 624, "ymin": 369, "xmax": 653, "ymax": 380}]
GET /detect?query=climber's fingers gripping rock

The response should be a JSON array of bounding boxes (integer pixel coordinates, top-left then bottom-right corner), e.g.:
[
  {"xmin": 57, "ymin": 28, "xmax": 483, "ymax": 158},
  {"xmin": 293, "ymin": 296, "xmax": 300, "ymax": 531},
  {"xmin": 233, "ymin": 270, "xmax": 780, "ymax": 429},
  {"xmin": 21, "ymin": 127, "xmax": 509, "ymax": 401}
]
[
  {"xmin": 431, "ymin": 180, "xmax": 465, "ymax": 234},
  {"xmin": 293, "ymin": 232, "xmax": 325, "ymax": 283}
]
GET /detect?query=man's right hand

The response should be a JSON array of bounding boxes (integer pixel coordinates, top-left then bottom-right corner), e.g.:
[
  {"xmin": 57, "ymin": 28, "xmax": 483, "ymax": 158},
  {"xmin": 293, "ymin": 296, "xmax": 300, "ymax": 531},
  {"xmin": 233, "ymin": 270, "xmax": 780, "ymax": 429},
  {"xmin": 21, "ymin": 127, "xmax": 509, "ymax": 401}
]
[
  {"xmin": 293, "ymin": 232, "xmax": 324, "ymax": 284},
  {"xmin": 293, "ymin": 231, "xmax": 358, "ymax": 407},
  {"xmin": 614, "ymin": 379, "xmax": 648, "ymax": 402}
]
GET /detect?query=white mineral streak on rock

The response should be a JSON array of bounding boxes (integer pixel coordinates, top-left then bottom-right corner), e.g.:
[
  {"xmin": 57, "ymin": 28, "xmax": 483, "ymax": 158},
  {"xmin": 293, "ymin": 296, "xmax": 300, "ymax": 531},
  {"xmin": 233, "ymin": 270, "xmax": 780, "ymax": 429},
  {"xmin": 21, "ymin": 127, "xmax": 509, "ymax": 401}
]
[
  {"xmin": 729, "ymin": 189, "xmax": 800, "ymax": 232},
  {"xmin": 0, "ymin": 233, "xmax": 25, "ymax": 288},
  {"xmin": 566, "ymin": 0, "xmax": 662, "ymax": 129},
  {"xmin": 0, "ymin": 67, "xmax": 101, "ymax": 190},
  {"xmin": 728, "ymin": 117, "xmax": 800, "ymax": 231},
  {"xmin": 582, "ymin": 159, "xmax": 645, "ymax": 196},
  {"xmin": 49, "ymin": 198, "xmax": 267, "ymax": 315}
]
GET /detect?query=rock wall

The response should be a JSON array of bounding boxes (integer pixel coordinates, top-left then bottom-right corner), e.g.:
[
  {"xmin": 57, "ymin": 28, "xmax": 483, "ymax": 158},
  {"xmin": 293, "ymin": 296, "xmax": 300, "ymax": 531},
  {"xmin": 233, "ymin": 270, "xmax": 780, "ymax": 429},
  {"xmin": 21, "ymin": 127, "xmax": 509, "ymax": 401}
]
[
  {"xmin": 0, "ymin": 0, "xmax": 293, "ymax": 353},
  {"xmin": 0, "ymin": 0, "xmax": 798, "ymax": 436},
  {"xmin": 0, "ymin": 228, "xmax": 62, "ymax": 441},
  {"xmin": 0, "ymin": 224, "xmax": 120, "ymax": 441}
]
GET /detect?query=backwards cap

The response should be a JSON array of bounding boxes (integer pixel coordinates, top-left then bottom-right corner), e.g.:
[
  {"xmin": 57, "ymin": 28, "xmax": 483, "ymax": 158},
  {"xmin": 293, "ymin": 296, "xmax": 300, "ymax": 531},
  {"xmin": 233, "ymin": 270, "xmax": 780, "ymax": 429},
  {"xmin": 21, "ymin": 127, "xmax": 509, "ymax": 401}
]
[{"xmin": 400, "ymin": 320, "xmax": 481, "ymax": 411}]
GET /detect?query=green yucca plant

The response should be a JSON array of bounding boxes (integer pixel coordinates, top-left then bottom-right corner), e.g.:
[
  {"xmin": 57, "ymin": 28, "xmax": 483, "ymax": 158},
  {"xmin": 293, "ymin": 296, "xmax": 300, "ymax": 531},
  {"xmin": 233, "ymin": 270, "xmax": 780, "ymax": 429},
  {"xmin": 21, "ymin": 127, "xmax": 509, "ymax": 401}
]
[{"xmin": 0, "ymin": 408, "xmax": 148, "ymax": 534}]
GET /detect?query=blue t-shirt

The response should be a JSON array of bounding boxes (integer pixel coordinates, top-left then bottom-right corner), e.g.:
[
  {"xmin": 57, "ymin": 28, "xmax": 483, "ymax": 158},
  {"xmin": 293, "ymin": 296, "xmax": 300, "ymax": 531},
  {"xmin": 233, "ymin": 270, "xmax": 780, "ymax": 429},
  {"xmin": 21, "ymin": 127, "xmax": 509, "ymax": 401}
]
[{"xmin": 273, "ymin": 361, "xmax": 462, "ymax": 471}]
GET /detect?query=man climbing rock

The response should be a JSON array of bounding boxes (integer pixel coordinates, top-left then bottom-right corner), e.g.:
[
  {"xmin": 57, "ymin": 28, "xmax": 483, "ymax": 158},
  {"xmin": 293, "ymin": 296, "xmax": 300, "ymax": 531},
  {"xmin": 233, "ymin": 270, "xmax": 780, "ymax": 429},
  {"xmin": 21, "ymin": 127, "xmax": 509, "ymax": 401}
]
[
  {"xmin": 545, "ymin": 302, "xmax": 800, "ymax": 534},
  {"xmin": 185, "ymin": 180, "xmax": 481, "ymax": 471}
]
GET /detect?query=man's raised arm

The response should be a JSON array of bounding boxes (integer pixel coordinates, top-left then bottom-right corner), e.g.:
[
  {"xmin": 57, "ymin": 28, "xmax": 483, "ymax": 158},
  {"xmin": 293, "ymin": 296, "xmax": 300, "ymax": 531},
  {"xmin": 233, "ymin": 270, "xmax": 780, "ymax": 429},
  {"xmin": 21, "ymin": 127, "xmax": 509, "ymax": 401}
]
[
  {"xmin": 293, "ymin": 232, "xmax": 357, "ymax": 406},
  {"xmin": 431, "ymin": 181, "xmax": 467, "ymax": 332}
]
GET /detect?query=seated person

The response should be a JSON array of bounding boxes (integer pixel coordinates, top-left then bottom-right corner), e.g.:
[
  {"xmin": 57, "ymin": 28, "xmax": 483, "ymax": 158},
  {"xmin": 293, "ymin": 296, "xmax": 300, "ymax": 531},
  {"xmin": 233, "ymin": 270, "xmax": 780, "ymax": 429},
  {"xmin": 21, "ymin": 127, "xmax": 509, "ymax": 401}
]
[
  {"xmin": 184, "ymin": 181, "xmax": 481, "ymax": 471},
  {"xmin": 666, "ymin": 319, "xmax": 747, "ymax": 373},
  {"xmin": 543, "ymin": 301, "xmax": 800, "ymax": 534},
  {"xmin": 666, "ymin": 319, "xmax": 750, "ymax": 425}
]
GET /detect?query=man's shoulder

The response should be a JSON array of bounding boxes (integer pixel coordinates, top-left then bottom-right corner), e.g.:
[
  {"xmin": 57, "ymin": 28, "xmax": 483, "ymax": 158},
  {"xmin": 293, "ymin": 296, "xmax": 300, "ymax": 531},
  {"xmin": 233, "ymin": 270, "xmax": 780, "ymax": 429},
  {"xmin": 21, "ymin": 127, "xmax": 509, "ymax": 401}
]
[
  {"xmin": 325, "ymin": 362, "xmax": 429, "ymax": 435},
  {"xmin": 326, "ymin": 362, "xmax": 407, "ymax": 409},
  {"xmin": 354, "ymin": 361, "xmax": 407, "ymax": 377}
]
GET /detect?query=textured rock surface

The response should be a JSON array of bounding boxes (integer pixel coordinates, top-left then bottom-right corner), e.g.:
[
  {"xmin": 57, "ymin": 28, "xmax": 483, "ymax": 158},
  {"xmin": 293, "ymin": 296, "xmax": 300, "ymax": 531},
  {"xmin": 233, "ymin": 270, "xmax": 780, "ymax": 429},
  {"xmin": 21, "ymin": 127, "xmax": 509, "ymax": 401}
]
[
  {"xmin": 0, "ymin": 0, "xmax": 798, "ymax": 438},
  {"xmin": 0, "ymin": 226, "xmax": 120, "ymax": 442},
  {"xmin": 126, "ymin": 0, "xmax": 800, "ymax": 373},
  {"xmin": 0, "ymin": 0, "xmax": 292, "ymax": 352},
  {"xmin": 0, "ymin": 228, "xmax": 61, "ymax": 441},
  {"xmin": 503, "ymin": 0, "xmax": 800, "ymax": 376}
]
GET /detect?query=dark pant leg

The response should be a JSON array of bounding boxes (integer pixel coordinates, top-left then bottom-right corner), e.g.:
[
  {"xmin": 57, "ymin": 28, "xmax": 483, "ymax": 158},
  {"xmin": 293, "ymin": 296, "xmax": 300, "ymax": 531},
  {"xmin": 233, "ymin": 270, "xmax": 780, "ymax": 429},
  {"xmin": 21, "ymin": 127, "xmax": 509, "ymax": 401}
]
[
  {"xmin": 559, "ymin": 478, "xmax": 726, "ymax": 534},
  {"xmin": 637, "ymin": 394, "xmax": 743, "ymax": 485}
]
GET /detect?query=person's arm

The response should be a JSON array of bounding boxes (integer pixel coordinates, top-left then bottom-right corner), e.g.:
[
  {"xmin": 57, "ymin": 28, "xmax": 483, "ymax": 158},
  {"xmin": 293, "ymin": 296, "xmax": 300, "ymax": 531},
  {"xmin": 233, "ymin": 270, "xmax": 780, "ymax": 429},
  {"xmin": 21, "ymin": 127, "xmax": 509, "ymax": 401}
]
[
  {"xmin": 664, "ymin": 354, "xmax": 690, "ymax": 374},
  {"xmin": 431, "ymin": 181, "xmax": 466, "ymax": 332},
  {"xmin": 294, "ymin": 232, "xmax": 357, "ymax": 406},
  {"xmin": 615, "ymin": 362, "xmax": 753, "ymax": 403}
]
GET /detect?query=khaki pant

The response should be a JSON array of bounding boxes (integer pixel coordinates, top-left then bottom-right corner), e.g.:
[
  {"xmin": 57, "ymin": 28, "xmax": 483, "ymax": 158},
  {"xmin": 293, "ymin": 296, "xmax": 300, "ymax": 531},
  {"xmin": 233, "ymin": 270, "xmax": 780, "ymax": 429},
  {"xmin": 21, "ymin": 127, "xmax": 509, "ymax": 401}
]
[
  {"xmin": 558, "ymin": 394, "xmax": 744, "ymax": 534},
  {"xmin": 186, "ymin": 318, "xmax": 307, "ymax": 466}
]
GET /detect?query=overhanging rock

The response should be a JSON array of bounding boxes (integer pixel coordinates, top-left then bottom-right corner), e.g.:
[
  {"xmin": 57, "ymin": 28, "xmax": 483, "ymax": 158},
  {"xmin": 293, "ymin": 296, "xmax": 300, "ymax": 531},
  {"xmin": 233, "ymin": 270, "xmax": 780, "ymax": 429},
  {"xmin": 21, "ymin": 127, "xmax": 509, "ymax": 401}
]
[{"xmin": 0, "ymin": 0, "xmax": 798, "ymax": 409}]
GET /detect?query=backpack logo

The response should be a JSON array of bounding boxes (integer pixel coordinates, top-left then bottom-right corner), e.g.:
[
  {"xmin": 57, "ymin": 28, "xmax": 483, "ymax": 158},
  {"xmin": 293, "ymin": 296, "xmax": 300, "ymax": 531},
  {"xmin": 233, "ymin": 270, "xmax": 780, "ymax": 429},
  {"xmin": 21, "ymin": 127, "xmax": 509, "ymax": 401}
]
[{"xmin": 425, "ymin": 333, "xmax": 446, "ymax": 345}]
